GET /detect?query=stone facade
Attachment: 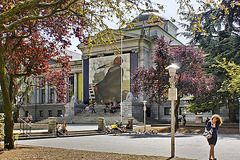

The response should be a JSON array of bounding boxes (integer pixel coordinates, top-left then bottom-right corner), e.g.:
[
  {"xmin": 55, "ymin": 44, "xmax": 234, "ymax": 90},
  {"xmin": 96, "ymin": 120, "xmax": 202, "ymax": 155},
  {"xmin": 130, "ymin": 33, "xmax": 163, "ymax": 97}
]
[
  {"xmin": 19, "ymin": 50, "xmax": 83, "ymax": 122},
  {"xmin": 19, "ymin": 11, "xmax": 235, "ymax": 123},
  {"xmin": 77, "ymin": 10, "xmax": 233, "ymax": 123},
  {"xmin": 19, "ymin": 103, "xmax": 65, "ymax": 122}
]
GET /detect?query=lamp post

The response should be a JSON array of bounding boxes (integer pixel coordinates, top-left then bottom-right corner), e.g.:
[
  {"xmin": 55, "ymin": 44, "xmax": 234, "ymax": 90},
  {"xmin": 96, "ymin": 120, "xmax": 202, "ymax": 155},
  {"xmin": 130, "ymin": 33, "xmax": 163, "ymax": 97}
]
[
  {"xmin": 143, "ymin": 100, "xmax": 147, "ymax": 132},
  {"xmin": 166, "ymin": 63, "xmax": 180, "ymax": 158}
]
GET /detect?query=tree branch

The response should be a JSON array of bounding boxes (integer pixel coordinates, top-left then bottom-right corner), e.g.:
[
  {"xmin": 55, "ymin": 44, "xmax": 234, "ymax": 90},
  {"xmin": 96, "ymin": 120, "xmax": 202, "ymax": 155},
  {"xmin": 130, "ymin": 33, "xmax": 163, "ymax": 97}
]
[
  {"xmin": 0, "ymin": 0, "xmax": 77, "ymax": 31},
  {"xmin": 11, "ymin": 72, "xmax": 33, "ymax": 79}
]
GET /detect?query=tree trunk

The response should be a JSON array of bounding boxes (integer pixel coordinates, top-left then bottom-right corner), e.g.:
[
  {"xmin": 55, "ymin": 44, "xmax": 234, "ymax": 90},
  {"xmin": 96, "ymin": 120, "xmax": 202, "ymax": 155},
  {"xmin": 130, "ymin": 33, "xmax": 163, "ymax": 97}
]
[
  {"xmin": 0, "ymin": 51, "xmax": 15, "ymax": 149},
  {"xmin": 174, "ymin": 96, "xmax": 181, "ymax": 131},
  {"xmin": 229, "ymin": 107, "xmax": 237, "ymax": 123}
]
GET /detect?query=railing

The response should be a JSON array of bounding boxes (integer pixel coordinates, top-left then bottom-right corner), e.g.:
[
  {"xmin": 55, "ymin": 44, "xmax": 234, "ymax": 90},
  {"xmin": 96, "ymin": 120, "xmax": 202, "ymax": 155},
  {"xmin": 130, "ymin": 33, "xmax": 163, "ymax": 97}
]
[{"xmin": 19, "ymin": 118, "xmax": 32, "ymax": 136}]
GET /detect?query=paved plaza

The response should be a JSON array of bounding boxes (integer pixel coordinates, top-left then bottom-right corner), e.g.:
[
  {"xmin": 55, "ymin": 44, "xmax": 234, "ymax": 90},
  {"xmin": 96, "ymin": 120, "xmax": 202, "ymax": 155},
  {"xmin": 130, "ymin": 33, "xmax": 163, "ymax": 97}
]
[{"xmin": 17, "ymin": 125, "xmax": 240, "ymax": 160}]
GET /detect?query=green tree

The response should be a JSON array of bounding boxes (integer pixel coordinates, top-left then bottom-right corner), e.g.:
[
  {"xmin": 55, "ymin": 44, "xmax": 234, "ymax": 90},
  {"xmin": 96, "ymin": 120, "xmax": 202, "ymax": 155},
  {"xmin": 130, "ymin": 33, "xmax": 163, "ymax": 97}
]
[
  {"xmin": 215, "ymin": 58, "xmax": 240, "ymax": 94},
  {"xmin": 177, "ymin": 0, "xmax": 240, "ymax": 122}
]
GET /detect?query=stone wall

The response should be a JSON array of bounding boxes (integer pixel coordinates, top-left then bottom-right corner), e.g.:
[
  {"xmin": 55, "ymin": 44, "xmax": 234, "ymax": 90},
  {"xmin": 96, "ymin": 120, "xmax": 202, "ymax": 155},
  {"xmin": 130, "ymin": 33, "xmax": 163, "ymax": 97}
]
[
  {"xmin": 150, "ymin": 100, "xmax": 230, "ymax": 123},
  {"xmin": 19, "ymin": 103, "xmax": 65, "ymax": 122},
  {"xmin": 132, "ymin": 102, "xmax": 144, "ymax": 122}
]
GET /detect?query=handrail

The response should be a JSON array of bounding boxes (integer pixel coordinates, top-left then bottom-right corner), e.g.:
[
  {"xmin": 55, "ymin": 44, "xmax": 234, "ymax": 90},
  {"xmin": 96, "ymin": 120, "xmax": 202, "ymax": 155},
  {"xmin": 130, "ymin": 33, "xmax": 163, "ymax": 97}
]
[{"xmin": 19, "ymin": 118, "xmax": 32, "ymax": 136}]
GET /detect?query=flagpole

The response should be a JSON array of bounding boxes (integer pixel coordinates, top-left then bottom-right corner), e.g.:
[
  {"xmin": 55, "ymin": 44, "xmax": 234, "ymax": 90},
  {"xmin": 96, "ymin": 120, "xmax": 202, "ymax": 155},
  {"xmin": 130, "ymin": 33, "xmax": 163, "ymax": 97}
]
[{"xmin": 120, "ymin": 32, "xmax": 123, "ymax": 122}]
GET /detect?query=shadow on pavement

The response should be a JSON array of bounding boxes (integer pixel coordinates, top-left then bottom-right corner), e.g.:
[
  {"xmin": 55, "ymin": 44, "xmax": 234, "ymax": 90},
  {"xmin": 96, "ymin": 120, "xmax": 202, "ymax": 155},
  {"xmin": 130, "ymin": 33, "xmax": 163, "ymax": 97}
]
[
  {"xmin": 112, "ymin": 133, "xmax": 197, "ymax": 139},
  {"xmin": 218, "ymin": 134, "xmax": 240, "ymax": 140}
]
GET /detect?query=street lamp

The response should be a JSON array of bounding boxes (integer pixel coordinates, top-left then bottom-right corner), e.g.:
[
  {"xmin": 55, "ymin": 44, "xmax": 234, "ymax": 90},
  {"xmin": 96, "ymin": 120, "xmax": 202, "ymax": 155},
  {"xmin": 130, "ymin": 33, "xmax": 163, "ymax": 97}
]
[
  {"xmin": 143, "ymin": 100, "xmax": 147, "ymax": 132},
  {"xmin": 166, "ymin": 63, "xmax": 180, "ymax": 158}
]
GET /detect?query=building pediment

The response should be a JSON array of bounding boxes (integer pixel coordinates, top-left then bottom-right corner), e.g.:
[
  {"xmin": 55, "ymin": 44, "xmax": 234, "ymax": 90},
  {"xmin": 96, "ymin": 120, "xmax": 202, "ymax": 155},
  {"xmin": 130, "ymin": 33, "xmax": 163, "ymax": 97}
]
[
  {"xmin": 78, "ymin": 30, "xmax": 140, "ymax": 49},
  {"xmin": 78, "ymin": 30, "xmax": 142, "ymax": 58}
]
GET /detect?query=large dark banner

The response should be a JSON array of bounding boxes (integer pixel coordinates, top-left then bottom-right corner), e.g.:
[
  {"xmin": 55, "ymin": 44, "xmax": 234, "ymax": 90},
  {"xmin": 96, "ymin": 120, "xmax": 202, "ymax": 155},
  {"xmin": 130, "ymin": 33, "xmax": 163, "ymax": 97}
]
[
  {"xmin": 89, "ymin": 54, "xmax": 130, "ymax": 104},
  {"xmin": 83, "ymin": 58, "xmax": 89, "ymax": 104}
]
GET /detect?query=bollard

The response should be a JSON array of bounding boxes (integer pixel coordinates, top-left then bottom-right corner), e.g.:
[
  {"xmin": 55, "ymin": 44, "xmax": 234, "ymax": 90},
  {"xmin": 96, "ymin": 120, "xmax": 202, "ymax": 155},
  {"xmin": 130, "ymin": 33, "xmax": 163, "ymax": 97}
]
[
  {"xmin": 48, "ymin": 117, "xmax": 57, "ymax": 134},
  {"xmin": 128, "ymin": 118, "xmax": 133, "ymax": 129},
  {"xmin": 98, "ymin": 117, "xmax": 104, "ymax": 131}
]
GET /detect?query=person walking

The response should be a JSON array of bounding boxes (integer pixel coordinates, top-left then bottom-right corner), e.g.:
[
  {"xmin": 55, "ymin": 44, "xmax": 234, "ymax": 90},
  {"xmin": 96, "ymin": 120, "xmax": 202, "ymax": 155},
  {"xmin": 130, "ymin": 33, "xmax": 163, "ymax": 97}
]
[
  {"xmin": 206, "ymin": 114, "xmax": 223, "ymax": 160},
  {"xmin": 91, "ymin": 103, "xmax": 96, "ymax": 113},
  {"xmin": 205, "ymin": 117, "xmax": 210, "ymax": 125},
  {"xmin": 182, "ymin": 113, "xmax": 186, "ymax": 126}
]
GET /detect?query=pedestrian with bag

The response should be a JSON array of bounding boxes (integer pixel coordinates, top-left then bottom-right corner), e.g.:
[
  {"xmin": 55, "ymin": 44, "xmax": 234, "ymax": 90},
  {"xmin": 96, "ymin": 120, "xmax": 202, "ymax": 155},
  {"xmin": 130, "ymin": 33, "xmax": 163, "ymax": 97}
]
[{"xmin": 205, "ymin": 114, "xmax": 223, "ymax": 160}]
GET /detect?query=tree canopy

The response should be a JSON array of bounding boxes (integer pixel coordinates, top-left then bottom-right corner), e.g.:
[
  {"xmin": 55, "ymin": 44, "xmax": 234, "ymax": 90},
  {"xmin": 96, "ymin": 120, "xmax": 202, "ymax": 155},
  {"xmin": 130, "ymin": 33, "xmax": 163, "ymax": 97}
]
[
  {"xmin": 131, "ymin": 37, "xmax": 170, "ymax": 104},
  {"xmin": 131, "ymin": 36, "xmax": 215, "ymax": 129},
  {"xmin": 177, "ymin": 0, "xmax": 240, "ymax": 43},
  {"xmin": 177, "ymin": 0, "xmax": 240, "ymax": 122},
  {"xmin": 0, "ymin": 0, "xmax": 161, "ymax": 149},
  {"xmin": 215, "ymin": 58, "xmax": 240, "ymax": 95}
]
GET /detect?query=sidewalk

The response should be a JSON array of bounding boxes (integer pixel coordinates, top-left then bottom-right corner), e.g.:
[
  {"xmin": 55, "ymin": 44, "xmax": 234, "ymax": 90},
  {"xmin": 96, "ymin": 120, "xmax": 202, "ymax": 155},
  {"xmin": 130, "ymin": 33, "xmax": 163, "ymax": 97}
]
[
  {"xmin": 16, "ymin": 124, "xmax": 240, "ymax": 160},
  {"xmin": 14, "ymin": 124, "xmax": 99, "ymax": 133}
]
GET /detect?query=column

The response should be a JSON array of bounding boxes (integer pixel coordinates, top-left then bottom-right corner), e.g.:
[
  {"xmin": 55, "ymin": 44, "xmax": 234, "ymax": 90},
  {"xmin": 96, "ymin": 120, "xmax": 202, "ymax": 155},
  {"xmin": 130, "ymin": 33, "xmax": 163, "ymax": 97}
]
[
  {"xmin": 130, "ymin": 52, "xmax": 138, "ymax": 92},
  {"xmin": 36, "ymin": 85, "xmax": 40, "ymax": 104},
  {"xmin": 83, "ymin": 58, "xmax": 89, "ymax": 104},
  {"xmin": 45, "ymin": 82, "xmax": 48, "ymax": 104},
  {"xmin": 74, "ymin": 73, "xmax": 78, "ymax": 99},
  {"xmin": 53, "ymin": 87, "xmax": 57, "ymax": 103}
]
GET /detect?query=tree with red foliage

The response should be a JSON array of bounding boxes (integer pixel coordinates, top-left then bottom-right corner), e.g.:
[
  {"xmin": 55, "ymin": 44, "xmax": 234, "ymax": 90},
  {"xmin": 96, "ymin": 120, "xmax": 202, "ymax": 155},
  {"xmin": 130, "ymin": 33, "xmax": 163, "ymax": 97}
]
[
  {"xmin": 132, "ymin": 36, "xmax": 170, "ymax": 104},
  {"xmin": 0, "ymin": 0, "xmax": 160, "ymax": 149},
  {"xmin": 170, "ymin": 45, "xmax": 215, "ymax": 129},
  {"xmin": 132, "ymin": 36, "xmax": 215, "ymax": 129}
]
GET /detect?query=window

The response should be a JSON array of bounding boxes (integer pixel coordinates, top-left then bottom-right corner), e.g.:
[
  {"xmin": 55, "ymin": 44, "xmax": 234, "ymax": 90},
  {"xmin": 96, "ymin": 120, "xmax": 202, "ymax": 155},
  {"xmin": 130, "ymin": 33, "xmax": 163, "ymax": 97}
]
[
  {"xmin": 68, "ymin": 75, "xmax": 74, "ymax": 102},
  {"xmin": 41, "ymin": 88, "xmax": 45, "ymax": 104},
  {"xmin": 39, "ymin": 77, "xmax": 45, "ymax": 104},
  {"xmin": 25, "ymin": 111, "xmax": 29, "ymax": 117},
  {"xmin": 48, "ymin": 110, "xmax": 52, "ymax": 117},
  {"xmin": 49, "ymin": 88, "xmax": 55, "ymax": 103},
  {"xmin": 39, "ymin": 110, "xmax": 43, "ymax": 117},
  {"xmin": 146, "ymin": 107, "xmax": 151, "ymax": 117},
  {"xmin": 212, "ymin": 108, "xmax": 220, "ymax": 114},
  {"xmin": 57, "ymin": 110, "xmax": 62, "ymax": 117},
  {"xmin": 164, "ymin": 107, "xmax": 171, "ymax": 115}
]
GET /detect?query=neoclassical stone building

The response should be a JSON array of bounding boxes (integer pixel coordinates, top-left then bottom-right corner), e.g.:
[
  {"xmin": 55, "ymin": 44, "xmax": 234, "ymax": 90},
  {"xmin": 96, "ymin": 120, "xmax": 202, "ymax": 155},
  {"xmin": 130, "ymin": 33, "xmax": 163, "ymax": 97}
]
[
  {"xmin": 78, "ymin": 10, "xmax": 230, "ymax": 123},
  {"xmin": 20, "ymin": 10, "xmax": 231, "ymax": 123},
  {"xmin": 78, "ymin": 10, "xmax": 184, "ymax": 122},
  {"xmin": 19, "ymin": 50, "xmax": 83, "ymax": 122}
]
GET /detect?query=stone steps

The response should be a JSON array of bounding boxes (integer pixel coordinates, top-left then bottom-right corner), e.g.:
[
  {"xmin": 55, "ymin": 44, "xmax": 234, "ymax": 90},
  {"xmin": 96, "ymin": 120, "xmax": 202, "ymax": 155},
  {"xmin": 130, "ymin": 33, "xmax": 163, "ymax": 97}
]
[
  {"xmin": 15, "ymin": 130, "xmax": 104, "ymax": 140},
  {"xmin": 34, "ymin": 105, "xmax": 139, "ymax": 125},
  {"xmin": 55, "ymin": 105, "xmax": 139, "ymax": 124}
]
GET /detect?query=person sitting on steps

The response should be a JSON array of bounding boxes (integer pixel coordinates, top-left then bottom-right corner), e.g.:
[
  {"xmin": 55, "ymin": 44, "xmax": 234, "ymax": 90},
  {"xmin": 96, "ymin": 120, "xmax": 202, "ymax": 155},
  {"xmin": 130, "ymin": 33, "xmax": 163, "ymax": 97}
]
[
  {"xmin": 126, "ymin": 121, "xmax": 132, "ymax": 130},
  {"xmin": 114, "ymin": 121, "xmax": 123, "ymax": 132},
  {"xmin": 56, "ymin": 122, "xmax": 63, "ymax": 136},
  {"xmin": 61, "ymin": 121, "xmax": 68, "ymax": 135}
]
